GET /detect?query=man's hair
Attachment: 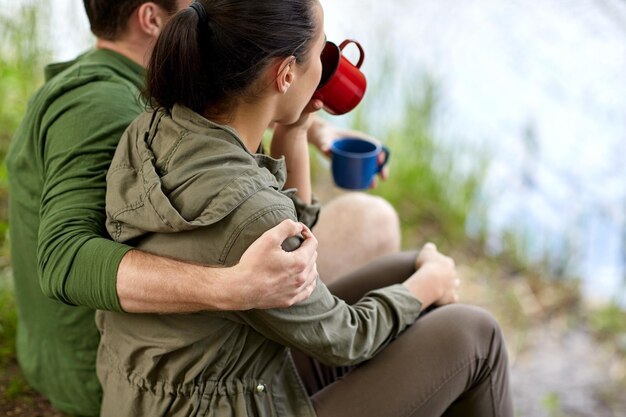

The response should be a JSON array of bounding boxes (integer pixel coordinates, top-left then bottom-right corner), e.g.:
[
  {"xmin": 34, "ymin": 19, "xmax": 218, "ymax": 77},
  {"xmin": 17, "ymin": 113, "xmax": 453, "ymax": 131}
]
[{"xmin": 83, "ymin": 0, "xmax": 179, "ymax": 40}]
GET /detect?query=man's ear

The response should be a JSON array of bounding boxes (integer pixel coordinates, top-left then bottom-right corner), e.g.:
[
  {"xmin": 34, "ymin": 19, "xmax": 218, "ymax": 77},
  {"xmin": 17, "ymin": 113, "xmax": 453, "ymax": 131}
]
[
  {"xmin": 275, "ymin": 56, "xmax": 296, "ymax": 94},
  {"xmin": 136, "ymin": 2, "xmax": 166, "ymax": 37}
]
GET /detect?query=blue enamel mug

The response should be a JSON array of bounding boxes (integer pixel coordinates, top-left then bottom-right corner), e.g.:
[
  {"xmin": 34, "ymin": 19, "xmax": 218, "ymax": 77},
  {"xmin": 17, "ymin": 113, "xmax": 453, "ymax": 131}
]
[{"xmin": 330, "ymin": 138, "xmax": 390, "ymax": 190}]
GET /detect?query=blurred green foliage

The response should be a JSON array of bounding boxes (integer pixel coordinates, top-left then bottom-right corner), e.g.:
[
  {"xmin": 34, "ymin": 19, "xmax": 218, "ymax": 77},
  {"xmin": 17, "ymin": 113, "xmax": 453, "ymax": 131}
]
[
  {"xmin": 361, "ymin": 80, "xmax": 489, "ymax": 254},
  {"xmin": 0, "ymin": 5, "xmax": 49, "ymax": 147},
  {"xmin": 0, "ymin": 3, "xmax": 50, "ymax": 363},
  {"xmin": 589, "ymin": 302, "xmax": 626, "ymax": 344},
  {"xmin": 0, "ymin": 273, "xmax": 17, "ymax": 364}
]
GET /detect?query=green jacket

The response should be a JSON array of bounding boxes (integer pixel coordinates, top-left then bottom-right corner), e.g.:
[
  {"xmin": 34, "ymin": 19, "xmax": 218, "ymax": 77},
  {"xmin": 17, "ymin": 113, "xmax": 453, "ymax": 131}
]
[
  {"xmin": 6, "ymin": 49, "xmax": 142, "ymax": 416},
  {"xmin": 98, "ymin": 104, "xmax": 422, "ymax": 417}
]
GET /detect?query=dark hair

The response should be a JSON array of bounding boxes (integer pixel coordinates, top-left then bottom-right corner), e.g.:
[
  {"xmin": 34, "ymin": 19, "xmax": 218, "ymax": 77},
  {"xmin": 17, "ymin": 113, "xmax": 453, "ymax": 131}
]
[
  {"xmin": 146, "ymin": 0, "xmax": 318, "ymax": 114},
  {"xmin": 83, "ymin": 0, "xmax": 178, "ymax": 40}
]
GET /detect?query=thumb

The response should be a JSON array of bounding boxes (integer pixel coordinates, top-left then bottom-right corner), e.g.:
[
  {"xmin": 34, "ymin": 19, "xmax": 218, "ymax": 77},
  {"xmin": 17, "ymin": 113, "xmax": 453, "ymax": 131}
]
[
  {"xmin": 416, "ymin": 242, "xmax": 438, "ymax": 267},
  {"xmin": 423, "ymin": 242, "xmax": 437, "ymax": 252}
]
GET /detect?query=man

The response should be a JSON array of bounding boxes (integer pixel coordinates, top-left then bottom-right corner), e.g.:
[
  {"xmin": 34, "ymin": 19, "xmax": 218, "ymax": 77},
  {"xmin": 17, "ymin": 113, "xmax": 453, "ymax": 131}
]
[{"xmin": 7, "ymin": 1, "xmax": 400, "ymax": 415}]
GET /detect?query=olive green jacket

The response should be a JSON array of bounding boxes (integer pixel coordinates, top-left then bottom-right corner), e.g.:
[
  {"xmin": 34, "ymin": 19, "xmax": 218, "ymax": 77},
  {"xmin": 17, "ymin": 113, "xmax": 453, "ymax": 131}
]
[{"xmin": 97, "ymin": 104, "xmax": 422, "ymax": 417}]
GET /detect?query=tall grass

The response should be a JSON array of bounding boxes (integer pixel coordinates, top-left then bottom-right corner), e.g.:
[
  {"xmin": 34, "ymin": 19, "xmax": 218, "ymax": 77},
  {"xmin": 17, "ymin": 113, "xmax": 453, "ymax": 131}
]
[
  {"xmin": 0, "ymin": 271, "xmax": 16, "ymax": 365},
  {"xmin": 352, "ymin": 79, "xmax": 489, "ymax": 254},
  {"xmin": 0, "ymin": 2, "xmax": 50, "ymax": 363},
  {"xmin": 0, "ymin": 3, "xmax": 50, "ymax": 240},
  {"xmin": 0, "ymin": 4, "xmax": 50, "ymax": 146}
]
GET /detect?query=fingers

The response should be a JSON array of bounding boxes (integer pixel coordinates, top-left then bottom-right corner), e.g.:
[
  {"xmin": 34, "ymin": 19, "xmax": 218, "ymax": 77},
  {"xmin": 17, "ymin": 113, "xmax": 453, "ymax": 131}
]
[
  {"xmin": 434, "ymin": 278, "xmax": 461, "ymax": 306},
  {"xmin": 282, "ymin": 223, "xmax": 317, "ymax": 296},
  {"xmin": 418, "ymin": 243, "xmax": 455, "ymax": 264},
  {"xmin": 415, "ymin": 241, "xmax": 461, "ymax": 305},
  {"xmin": 300, "ymin": 224, "xmax": 313, "ymax": 239},
  {"xmin": 303, "ymin": 98, "xmax": 323, "ymax": 114},
  {"xmin": 288, "ymin": 274, "xmax": 318, "ymax": 305},
  {"xmin": 377, "ymin": 151, "xmax": 386, "ymax": 165},
  {"xmin": 285, "ymin": 252, "xmax": 318, "ymax": 307},
  {"xmin": 298, "ymin": 251, "xmax": 318, "ymax": 290},
  {"xmin": 416, "ymin": 242, "xmax": 437, "ymax": 265},
  {"xmin": 264, "ymin": 219, "xmax": 304, "ymax": 246},
  {"xmin": 379, "ymin": 165, "xmax": 389, "ymax": 181},
  {"xmin": 424, "ymin": 242, "xmax": 437, "ymax": 250},
  {"xmin": 294, "ymin": 224, "xmax": 318, "ymax": 262},
  {"xmin": 446, "ymin": 278, "xmax": 461, "ymax": 304}
]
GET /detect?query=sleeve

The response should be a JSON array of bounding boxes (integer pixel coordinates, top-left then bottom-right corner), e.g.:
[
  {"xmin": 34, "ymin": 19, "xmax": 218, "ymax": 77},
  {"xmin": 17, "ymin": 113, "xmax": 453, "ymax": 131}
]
[
  {"xmin": 224, "ymin": 196, "xmax": 422, "ymax": 367},
  {"xmin": 243, "ymin": 280, "xmax": 422, "ymax": 367},
  {"xmin": 36, "ymin": 81, "xmax": 140, "ymax": 311},
  {"xmin": 281, "ymin": 188, "xmax": 321, "ymax": 229}
]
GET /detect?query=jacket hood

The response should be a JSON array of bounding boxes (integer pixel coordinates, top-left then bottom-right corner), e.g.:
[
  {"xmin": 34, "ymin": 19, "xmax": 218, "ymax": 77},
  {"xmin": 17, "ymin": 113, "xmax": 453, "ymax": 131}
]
[
  {"xmin": 106, "ymin": 105, "xmax": 288, "ymax": 242},
  {"xmin": 44, "ymin": 48, "xmax": 144, "ymax": 87}
]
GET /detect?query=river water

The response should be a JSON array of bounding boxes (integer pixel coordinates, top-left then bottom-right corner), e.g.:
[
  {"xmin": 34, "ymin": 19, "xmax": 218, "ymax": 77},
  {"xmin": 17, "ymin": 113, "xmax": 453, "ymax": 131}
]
[
  {"xmin": 321, "ymin": 0, "xmax": 626, "ymax": 305},
  {"xmin": 14, "ymin": 0, "xmax": 626, "ymax": 304}
]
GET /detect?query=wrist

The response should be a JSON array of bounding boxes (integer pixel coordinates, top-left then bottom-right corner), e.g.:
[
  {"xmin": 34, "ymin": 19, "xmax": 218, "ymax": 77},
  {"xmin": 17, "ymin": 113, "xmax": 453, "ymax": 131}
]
[
  {"xmin": 211, "ymin": 262, "xmax": 259, "ymax": 311},
  {"xmin": 272, "ymin": 123, "xmax": 309, "ymax": 144},
  {"xmin": 270, "ymin": 129, "xmax": 310, "ymax": 160},
  {"xmin": 197, "ymin": 264, "xmax": 241, "ymax": 311},
  {"xmin": 403, "ymin": 273, "xmax": 438, "ymax": 309}
]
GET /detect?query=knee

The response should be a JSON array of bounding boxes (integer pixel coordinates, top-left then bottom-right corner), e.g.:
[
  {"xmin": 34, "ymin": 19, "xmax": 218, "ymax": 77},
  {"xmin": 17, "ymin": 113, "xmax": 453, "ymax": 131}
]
[
  {"xmin": 364, "ymin": 194, "xmax": 399, "ymax": 230},
  {"xmin": 360, "ymin": 194, "xmax": 400, "ymax": 252},
  {"xmin": 433, "ymin": 304, "xmax": 505, "ymax": 353},
  {"xmin": 340, "ymin": 193, "xmax": 400, "ymax": 249}
]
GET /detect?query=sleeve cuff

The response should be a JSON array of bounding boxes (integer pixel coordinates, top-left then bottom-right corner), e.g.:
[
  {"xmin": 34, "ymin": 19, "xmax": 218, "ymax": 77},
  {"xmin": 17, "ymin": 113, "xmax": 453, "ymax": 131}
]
[
  {"xmin": 282, "ymin": 189, "xmax": 321, "ymax": 229},
  {"xmin": 67, "ymin": 238, "xmax": 134, "ymax": 312},
  {"xmin": 366, "ymin": 284, "xmax": 423, "ymax": 328}
]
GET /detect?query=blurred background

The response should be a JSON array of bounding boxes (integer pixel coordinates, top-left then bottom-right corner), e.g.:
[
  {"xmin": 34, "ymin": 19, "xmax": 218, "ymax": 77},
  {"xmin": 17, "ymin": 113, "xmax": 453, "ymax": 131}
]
[{"xmin": 1, "ymin": 0, "xmax": 625, "ymax": 415}]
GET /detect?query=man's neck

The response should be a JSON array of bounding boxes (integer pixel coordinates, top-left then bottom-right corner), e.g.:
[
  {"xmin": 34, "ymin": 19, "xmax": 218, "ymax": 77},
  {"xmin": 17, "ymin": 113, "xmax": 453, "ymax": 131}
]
[{"xmin": 95, "ymin": 37, "xmax": 152, "ymax": 68}]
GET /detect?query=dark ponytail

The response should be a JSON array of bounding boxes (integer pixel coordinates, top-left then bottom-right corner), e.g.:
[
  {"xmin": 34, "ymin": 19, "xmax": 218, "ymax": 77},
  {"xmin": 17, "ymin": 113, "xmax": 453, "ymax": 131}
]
[
  {"xmin": 146, "ymin": 0, "xmax": 318, "ymax": 114},
  {"xmin": 146, "ymin": 8, "xmax": 209, "ymax": 113}
]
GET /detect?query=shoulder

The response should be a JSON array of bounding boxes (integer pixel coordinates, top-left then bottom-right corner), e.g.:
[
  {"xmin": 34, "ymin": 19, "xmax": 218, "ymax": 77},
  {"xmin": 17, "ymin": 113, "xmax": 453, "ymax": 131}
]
[
  {"xmin": 38, "ymin": 55, "xmax": 143, "ymax": 129},
  {"xmin": 38, "ymin": 82, "xmax": 143, "ymax": 155},
  {"xmin": 45, "ymin": 79, "xmax": 142, "ymax": 123}
]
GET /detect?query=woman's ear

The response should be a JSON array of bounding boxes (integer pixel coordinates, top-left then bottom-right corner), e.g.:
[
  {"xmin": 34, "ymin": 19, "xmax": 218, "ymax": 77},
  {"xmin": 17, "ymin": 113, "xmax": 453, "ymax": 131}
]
[
  {"xmin": 276, "ymin": 57, "xmax": 296, "ymax": 94},
  {"xmin": 136, "ymin": 2, "xmax": 166, "ymax": 37}
]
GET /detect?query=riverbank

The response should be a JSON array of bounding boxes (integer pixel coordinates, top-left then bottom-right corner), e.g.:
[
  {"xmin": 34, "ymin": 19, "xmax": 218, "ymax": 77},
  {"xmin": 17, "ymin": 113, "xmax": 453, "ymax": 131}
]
[
  {"xmin": 312, "ymin": 164, "xmax": 626, "ymax": 416},
  {"xmin": 460, "ymin": 254, "xmax": 626, "ymax": 416},
  {"xmin": 1, "ymin": 242, "xmax": 625, "ymax": 416}
]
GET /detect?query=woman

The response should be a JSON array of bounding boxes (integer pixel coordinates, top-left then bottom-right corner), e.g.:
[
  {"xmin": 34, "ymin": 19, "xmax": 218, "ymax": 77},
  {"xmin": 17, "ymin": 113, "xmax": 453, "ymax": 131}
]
[{"xmin": 98, "ymin": 0, "xmax": 514, "ymax": 416}]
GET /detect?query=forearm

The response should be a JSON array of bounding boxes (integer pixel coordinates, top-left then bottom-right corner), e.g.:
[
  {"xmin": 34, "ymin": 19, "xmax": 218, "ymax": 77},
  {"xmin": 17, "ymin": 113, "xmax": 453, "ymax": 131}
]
[
  {"xmin": 239, "ymin": 282, "xmax": 422, "ymax": 367},
  {"xmin": 116, "ymin": 249, "xmax": 234, "ymax": 313},
  {"xmin": 117, "ymin": 217, "xmax": 319, "ymax": 313},
  {"xmin": 270, "ymin": 124, "xmax": 312, "ymax": 204}
]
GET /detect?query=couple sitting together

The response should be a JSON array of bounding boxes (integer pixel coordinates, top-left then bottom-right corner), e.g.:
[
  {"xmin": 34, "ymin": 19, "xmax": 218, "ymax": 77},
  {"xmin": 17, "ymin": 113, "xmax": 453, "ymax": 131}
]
[{"xmin": 8, "ymin": 0, "xmax": 513, "ymax": 416}]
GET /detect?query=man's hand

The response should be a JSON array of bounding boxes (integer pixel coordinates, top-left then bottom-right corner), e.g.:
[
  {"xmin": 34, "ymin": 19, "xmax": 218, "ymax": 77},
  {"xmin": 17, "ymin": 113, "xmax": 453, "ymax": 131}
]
[
  {"xmin": 232, "ymin": 220, "xmax": 318, "ymax": 309},
  {"xmin": 116, "ymin": 220, "xmax": 318, "ymax": 313}
]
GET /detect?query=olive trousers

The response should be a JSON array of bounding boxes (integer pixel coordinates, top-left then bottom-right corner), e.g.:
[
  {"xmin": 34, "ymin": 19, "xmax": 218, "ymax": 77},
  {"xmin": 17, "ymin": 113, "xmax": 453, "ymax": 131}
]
[{"xmin": 293, "ymin": 252, "xmax": 514, "ymax": 417}]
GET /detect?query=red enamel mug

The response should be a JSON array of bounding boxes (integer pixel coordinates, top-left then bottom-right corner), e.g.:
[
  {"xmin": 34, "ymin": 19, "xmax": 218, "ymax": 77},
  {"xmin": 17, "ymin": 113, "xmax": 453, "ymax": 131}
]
[{"xmin": 313, "ymin": 39, "xmax": 367, "ymax": 115}]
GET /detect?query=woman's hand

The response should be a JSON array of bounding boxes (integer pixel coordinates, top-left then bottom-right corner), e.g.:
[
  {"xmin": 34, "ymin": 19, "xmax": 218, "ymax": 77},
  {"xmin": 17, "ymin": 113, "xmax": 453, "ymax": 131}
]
[
  {"xmin": 275, "ymin": 97, "xmax": 324, "ymax": 133},
  {"xmin": 306, "ymin": 114, "xmax": 389, "ymax": 186},
  {"xmin": 403, "ymin": 243, "xmax": 460, "ymax": 309}
]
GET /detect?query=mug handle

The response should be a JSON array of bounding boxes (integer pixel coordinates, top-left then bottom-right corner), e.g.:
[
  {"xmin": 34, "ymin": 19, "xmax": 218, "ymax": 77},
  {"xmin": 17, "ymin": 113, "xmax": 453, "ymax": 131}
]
[
  {"xmin": 339, "ymin": 39, "xmax": 365, "ymax": 69},
  {"xmin": 377, "ymin": 145, "xmax": 391, "ymax": 173}
]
